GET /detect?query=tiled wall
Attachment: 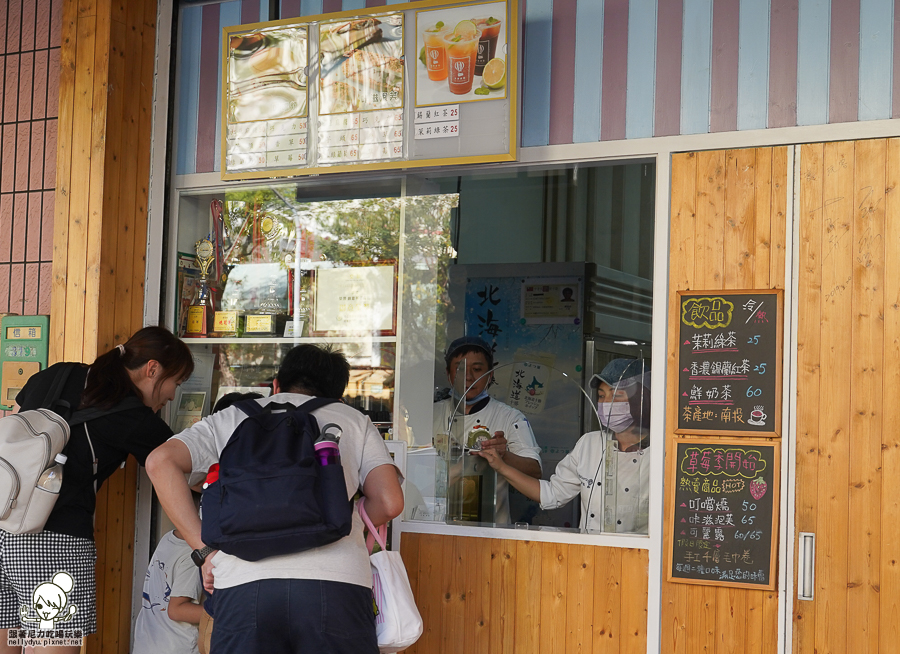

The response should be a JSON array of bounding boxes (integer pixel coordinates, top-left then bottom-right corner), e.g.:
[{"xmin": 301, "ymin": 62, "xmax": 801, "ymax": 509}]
[{"xmin": 0, "ymin": 0, "xmax": 61, "ymax": 317}]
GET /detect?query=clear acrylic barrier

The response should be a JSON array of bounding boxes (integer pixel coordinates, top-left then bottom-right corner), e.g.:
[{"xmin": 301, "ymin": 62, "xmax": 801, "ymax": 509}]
[{"xmin": 406, "ymin": 355, "xmax": 651, "ymax": 535}]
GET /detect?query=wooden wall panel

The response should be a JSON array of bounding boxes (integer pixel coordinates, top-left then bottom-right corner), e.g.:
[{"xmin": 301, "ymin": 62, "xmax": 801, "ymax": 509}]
[
  {"xmin": 401, "ymin": 534, "xmax": 648, "ymax": 654},
  {"xmin": 791, "ymin": 138, "xmax": 900, "ymax": 654},
  {"xmin": 489, "ymin": 537, "xmax": 516, "ymax": 654},
  {"xmin": 848, "ymin": 139, "xmax": 884, "ymax": 652},
  {"xmin": 793, "ymin": 142, "xmax": 822, "ymax": 654},
  {"xmin": 566, "ymin": 544, "xmax": 594, "ymax": 653},
  {"xmin": 880, "ymin": 138, "xmax": 900, "ymax": 654},
  {"xmin": 594, "ymin": 547, "xmax": 622, "ymax": 654},
  {"xmin": 51, "ymin": 0, "xmax": 158, "ymax": 651},
  {"xmin": 662, "ymin": 148, "xmax": 787, "ymax": 654}
]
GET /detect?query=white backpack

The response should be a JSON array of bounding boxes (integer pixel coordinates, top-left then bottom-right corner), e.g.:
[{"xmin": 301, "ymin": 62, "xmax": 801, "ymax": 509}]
[
  {"xmin": 0, "ymin": 365, "xmax": 143, "ymax": 534},
  {"xmin": 0, "ymin": 408, "xmax": 71, "ymax": 533}
]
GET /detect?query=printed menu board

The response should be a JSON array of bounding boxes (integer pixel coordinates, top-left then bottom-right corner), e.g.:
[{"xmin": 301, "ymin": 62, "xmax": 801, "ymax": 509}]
[
  {"xmin": 221, "ymin": 0, "xmax": 518, "ymax": 180},
  {"xmin": 676, "ymin": 290, "xmax": 783, "ymax": 437},
  {"xmin": 668, "ymin": 438, "xmax": 779, "ymax": 590},
  {"xmin": 317, "ymin": 14, "xmax": 405, "ymax": 166},
  {"xmin": 224, "ymin": 26, "xmax": 309, "ymax": 171}
]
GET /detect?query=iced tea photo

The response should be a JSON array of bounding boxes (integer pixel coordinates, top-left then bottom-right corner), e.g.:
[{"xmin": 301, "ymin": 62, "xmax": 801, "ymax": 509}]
[
  {"xmin": 444, "ymin": 23, "xmax": 481, "ymax": 95},
  {"xmin": 415, "ymin": 1, "xmax": 507, "ymax": 107},
  {"xmin": 473, "ymin": 16, "xmax": 502, "ymax": 76},
  {"xmin": 424, "ymin": 22, "xmax": 450, "ymax": 81}
]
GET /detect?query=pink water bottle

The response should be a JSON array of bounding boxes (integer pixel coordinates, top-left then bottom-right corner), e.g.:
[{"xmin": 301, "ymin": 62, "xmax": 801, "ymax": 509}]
[
  {"xmin": 314, "ymin": 440, "xmax": 340, "ymax": 466},
  {"xmin": 315, "ymin": 424, "xmax": 342, "ymax": 466}
]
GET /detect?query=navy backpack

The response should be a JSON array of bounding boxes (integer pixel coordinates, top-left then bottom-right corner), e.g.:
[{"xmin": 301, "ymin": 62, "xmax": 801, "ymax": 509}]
[{"xmin": 201, "ymin": 398, "xmax": 353, "ymax": 561}]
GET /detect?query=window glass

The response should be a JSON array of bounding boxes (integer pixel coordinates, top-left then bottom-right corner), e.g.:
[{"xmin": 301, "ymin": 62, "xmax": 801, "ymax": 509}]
[
  {"xmin": 401, "ymin": 162, "xmax": 656, "ymax": 535},
  {"xmin": 170, "ymin": 161, "xmax": 655, "ymax": 537}
]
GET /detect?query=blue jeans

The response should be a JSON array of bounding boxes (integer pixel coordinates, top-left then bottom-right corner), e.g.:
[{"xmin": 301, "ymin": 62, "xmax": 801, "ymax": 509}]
[{"xmin": 209, "ymin": 578, "xmax": 378, "ymax": 654}]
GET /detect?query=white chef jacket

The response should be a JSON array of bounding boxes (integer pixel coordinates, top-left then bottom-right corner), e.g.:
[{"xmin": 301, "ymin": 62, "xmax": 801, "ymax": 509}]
[
  {"xmin": 539, "ymin": 430, "xmax": 650, "ymax": 534},
  {"xmin": 433, "ymin": 397, "xmax": 542, "ymax": 524}
]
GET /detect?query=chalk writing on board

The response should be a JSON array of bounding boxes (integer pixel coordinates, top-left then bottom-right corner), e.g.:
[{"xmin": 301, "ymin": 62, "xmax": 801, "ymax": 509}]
[
  {"xmin": 678, "ymin": 446, "xmax": 768, "ymax": 478},
  {"xmin": 677, "ymin": 291, "xmax": 781, "ymax": 435},
  {"xmin": 681, "ymin": 296, "xmax": 734, "ymax": 329},
  {"xmin": 670, "ymin": 441, "xmax": 777, "ymax": 588}
]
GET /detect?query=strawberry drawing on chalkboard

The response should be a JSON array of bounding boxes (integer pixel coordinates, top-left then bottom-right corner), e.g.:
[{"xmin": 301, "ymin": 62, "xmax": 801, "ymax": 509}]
[{"xmin": 749, "ymin": 476, "xmax": 768, "ymax": 500}]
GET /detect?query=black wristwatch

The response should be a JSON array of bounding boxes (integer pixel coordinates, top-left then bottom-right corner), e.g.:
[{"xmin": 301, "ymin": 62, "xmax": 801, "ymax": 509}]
[{"xmin": 191, "ymin": 545, "xmax": 214, "ymax": 567}]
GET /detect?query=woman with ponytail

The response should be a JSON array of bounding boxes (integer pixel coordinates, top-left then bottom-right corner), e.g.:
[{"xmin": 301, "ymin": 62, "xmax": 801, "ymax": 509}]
[{"xmin": 2, "ymin": 326, "xmax": 193, "ymax": 652}]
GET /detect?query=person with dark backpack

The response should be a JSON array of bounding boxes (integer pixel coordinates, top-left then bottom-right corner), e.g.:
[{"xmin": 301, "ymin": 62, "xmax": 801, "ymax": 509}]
[
  {"xmin": 146, "ymin": 344, "xmax": 404, "ymax": 654},
  {"xmin": 197, "ymin": 391, "xmax": 264, "ymax": 654},
  {"xmin": 2, "ymin": 326, "xmax": 194, "ymax": 654}
]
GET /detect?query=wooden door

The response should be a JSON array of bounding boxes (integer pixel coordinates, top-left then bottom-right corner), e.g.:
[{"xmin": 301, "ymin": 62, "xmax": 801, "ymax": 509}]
[{"xmin": 793, "ymin": 139, "xmax": 900, "ymax": 653}]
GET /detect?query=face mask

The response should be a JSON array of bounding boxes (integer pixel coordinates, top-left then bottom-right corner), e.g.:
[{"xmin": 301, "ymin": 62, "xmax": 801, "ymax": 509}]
[
  {"xmin": 451, "ymin": 388, "xmax": 490, "ymax": 406},
  {"xmin": 597, "ymin": 401, "xmax": 633, "ymax": 433}
]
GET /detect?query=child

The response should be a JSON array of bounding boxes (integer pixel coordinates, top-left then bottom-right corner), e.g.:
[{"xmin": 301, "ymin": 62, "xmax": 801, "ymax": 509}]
[{"xmin": 132, "ymin": 527, "xmax": 203, "ymax": 654}]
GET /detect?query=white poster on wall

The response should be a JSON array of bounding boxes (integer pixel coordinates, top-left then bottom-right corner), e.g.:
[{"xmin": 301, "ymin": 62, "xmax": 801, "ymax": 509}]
[{"xmin": 313, "ymin": 265, "xmax": 397, "ymax": 335}]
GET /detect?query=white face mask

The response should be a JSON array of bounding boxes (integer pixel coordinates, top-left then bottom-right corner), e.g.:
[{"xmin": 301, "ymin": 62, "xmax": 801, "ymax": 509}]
[{"xmin": 597, "ymin": 401, "xmax": 633, "ymax": 433}]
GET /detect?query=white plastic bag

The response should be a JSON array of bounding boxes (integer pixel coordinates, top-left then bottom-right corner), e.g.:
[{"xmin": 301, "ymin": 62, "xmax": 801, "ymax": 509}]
[{"xmin": 359, "ymin": 498, "xmax": 423, "ymax": 653}]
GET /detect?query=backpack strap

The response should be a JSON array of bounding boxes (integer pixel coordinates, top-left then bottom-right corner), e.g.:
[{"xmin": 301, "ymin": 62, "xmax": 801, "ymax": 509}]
[
  {"xmin": 292, "ymin": 397, "xmax": 339, "ymax": 414},
  {"xmin": 69, "ymin": 396, "xmax": 146, "ymax": 426},
  {"xmin": 244, "ymin": 398, "xmax": 339, "ymax": 417},
  {"xmin": 41, "ymin": 364, "xmax": 76, "ymax": 417},
  {"xmin": 68, "ymin": 396, "xmax": 147, "ymax": 495},
  {"xmin": 234, "ymin": 399, "xmax": 265, "ymax": 417},
  {"xmin": 83, "ymin": 423, "xmax": 99, "ymax": 495}
]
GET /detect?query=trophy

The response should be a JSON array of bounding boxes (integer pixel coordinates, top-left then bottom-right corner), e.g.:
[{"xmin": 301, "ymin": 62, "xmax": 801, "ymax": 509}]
[{"xmin": 185, "ymin": 238, "xmax": 217, "ymax": 337}]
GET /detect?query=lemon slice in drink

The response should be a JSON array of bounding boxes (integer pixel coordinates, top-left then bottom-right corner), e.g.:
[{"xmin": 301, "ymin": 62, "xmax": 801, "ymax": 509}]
[
  {"xmin": 453, "ymin": 20, "xmax": 478, "ymax": 38},
  {"xmin": 482, "ymin": 58, "xmax": 506, "ymax": 89}
]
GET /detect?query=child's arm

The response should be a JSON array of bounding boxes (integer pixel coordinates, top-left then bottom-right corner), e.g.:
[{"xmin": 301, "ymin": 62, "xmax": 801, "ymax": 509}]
[{"xmin": 167, "ymin": 596, "xmax": 203, "ymax": 625}]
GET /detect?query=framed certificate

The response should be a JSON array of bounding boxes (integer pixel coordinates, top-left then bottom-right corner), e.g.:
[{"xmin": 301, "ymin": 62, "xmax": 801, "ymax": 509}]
[{"xmin": 312, "ymin": 263, "xmax": 397, "ymax": 336}]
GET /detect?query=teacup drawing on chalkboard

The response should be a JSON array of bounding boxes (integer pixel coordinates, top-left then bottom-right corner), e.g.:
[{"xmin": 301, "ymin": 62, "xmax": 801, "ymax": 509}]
[{"xmin": 747, "ymin": 406, "xmax": 767, "ymax": 426}]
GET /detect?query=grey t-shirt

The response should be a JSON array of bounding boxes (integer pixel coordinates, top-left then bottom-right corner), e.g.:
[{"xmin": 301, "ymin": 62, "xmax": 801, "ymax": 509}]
[
  {"xmin": 174, "ymin": 393, "xmax": 397, "ymax": 590},
  {"xmin": 132, "ymin": 530, "xmax": 202, "ymax": 654}
]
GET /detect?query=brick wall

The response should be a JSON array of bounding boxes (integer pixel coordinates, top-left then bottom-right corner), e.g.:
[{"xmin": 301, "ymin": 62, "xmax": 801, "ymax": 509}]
[{"xmin": 0, "ymin": 0, "xmax": 61, "ymax": 317}]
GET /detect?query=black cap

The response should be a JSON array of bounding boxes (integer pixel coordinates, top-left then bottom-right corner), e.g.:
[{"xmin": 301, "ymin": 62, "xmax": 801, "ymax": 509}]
[{"xmin": 444, "ymin": 336, "xmax": 493, "ymax": 367}]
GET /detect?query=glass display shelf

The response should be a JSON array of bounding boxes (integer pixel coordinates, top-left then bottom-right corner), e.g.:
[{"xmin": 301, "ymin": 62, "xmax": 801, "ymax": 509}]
[{"xmin": 169, "ymin": 183, "xmax": 457, "ymax": 450}]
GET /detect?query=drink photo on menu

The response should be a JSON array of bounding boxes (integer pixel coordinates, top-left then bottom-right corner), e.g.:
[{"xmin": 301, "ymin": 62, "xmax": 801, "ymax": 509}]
[{"xmin": 415, "ymin": 1, "xmax": 507, "ymax": 107}]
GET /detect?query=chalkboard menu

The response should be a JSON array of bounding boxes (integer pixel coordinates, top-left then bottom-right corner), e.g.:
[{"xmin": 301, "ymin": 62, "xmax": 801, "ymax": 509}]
[
  {"xmin": 676, "ymin": 290, "xmax": 783, "ymax": 436},
  {"xmin": 668, "ymin": 438, "xmax": 779, "ymax": 590}
]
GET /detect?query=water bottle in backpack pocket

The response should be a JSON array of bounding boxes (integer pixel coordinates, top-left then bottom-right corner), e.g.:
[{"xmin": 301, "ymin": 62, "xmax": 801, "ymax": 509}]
[{"xmin": 201, "ymin": 398, "xmax": 354, "ymax": 561}]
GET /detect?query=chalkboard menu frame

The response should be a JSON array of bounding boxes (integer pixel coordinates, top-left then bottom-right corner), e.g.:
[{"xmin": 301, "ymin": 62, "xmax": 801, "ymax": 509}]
[
  {"xmin": 666, "ymin": 437, "xmax": 780, "ymax": 590},
  {"xmin": 676, "ymin": 289, "xmax": 784, "ymax": 437}
]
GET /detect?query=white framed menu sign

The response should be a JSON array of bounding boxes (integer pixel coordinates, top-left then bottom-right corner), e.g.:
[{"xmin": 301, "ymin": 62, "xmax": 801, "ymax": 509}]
[{"xmin": 220, "ymin": 0, "xmax": 518, "ymax": 181}]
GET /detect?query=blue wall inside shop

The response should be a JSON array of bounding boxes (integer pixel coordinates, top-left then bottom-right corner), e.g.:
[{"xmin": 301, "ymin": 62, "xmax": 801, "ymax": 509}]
[{"xmin": 456, "ymin": 173, "xmax": 544, "ymax": 265}]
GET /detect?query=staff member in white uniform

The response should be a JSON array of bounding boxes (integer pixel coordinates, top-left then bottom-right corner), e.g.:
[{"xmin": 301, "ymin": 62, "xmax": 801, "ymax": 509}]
[
  {"xmin": 433, "ymin": 336, "xmax": 542, "ymax": 524},
  {"xmin": 479, "ymin": 358, "xmax": 650, "ymax": 533}
]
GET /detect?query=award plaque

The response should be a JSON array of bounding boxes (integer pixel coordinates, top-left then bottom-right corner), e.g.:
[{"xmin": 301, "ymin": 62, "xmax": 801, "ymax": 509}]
[
  {"xmin": 213, "ymin": 311, "xmax": 239, "ymax": 334},
  {"xmin": 185, "ymin": 239, "xmax": 217, "ymax": 337},
  {"xmin": 244, "ymin": 314, "xmax": 275, "ymax": 335}
]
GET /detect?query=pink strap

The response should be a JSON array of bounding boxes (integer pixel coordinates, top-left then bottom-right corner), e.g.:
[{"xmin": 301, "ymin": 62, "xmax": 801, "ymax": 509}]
[{"xmin": 357, "ymin": 497, "xmax": 387, "ymax": 554}]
